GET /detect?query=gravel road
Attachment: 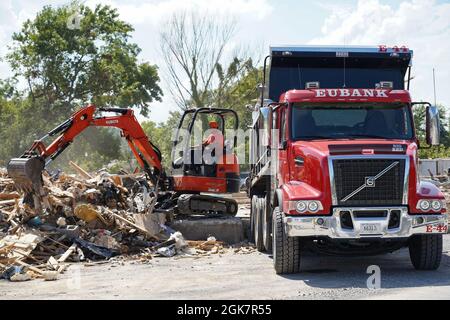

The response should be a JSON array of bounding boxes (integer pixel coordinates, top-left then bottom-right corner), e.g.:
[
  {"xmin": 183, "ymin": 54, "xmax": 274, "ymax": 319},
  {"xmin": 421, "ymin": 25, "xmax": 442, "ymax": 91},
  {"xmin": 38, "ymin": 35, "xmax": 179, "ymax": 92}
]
[{"xmin": 1, "ymin": 234, "xmax": 450, "ymax": 300}]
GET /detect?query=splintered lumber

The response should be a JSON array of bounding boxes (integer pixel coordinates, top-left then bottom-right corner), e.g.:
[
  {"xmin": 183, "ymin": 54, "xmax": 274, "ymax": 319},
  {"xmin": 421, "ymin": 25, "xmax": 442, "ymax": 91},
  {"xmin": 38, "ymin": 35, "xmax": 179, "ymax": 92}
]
[
  {"xmin": 58, "ymin": 243, "xmax": 77, "ymax": 263},
  {"xmin": 16, "ymin": 260, "xmax": 45, "ymax": 275},
  {"xmin": 69, "ymin": 161, "xmax": 93, "ymax": 180},
  {"xmin": 0, "ymin": 208, "xmax": 13, "ymax": 217},
  {"xmin": 152, "ymin": 239, "xmax": 176, "ymax": 250},
  {"xmin": 47, "ymin": 256, "xmax": 59, "ymax": 270},
  {"xmin": 0, "ymin": 199, "xmax": 17, "ymax": 207},
  {"xmin": 0, "ymin": 192, "xmax": 20, "ymax": 201},
  {"xmin": 110, "ymin": 211, "xmax": 154, "ymax": 236},
  {"xmin": 46, "ymin": 244, "xmax": 77, "ymax": 274},
  {"xmin": 187, "ymin": 239, "xmax": 224, "ymax": 251},
  {"xmin": 0, "ymin": 233, "xmax": 42, "ymax": 259}
]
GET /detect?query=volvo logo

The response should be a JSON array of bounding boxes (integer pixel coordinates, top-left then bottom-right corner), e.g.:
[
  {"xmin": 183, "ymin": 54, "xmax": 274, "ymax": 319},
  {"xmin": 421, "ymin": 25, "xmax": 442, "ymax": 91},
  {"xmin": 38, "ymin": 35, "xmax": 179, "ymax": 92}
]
[
  {"xmin": 365, "ymin": 177, "xmax": 375, "ymax": 187},
  {"xmin": 341, "ymin": 161, "xmax": 399, "ymax": 202}
]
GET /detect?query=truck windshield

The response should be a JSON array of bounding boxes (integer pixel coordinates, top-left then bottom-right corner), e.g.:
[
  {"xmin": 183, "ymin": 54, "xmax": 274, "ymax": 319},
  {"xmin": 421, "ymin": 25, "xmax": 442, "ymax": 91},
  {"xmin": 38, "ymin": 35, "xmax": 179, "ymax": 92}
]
[{"xmin": 291, "ymin": 103, "xmax": 413, "ymax": 140}]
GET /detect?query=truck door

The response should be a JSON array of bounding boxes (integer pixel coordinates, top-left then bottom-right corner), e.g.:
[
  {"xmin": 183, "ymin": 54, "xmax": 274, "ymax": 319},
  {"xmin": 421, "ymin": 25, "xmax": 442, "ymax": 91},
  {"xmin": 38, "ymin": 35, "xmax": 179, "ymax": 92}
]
[{"xmin": 278, "ymin": 107, "xmax": 289, "ymax": 186}]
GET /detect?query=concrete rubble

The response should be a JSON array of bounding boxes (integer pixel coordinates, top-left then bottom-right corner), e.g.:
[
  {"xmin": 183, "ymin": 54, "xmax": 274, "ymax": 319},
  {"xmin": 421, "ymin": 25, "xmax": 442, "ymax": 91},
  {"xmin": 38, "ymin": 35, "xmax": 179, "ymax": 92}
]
[{"xmin": 0, "ymin": 166, "xmax": 252, "ymax": 282}]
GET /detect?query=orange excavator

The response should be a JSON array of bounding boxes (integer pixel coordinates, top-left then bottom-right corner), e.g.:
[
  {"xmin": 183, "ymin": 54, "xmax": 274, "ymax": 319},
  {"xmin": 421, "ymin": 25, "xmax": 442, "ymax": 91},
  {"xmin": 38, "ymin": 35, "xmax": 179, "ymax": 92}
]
[{"xmin": 7, "ymin": 105, "xmax": 240, "ymax": 215}]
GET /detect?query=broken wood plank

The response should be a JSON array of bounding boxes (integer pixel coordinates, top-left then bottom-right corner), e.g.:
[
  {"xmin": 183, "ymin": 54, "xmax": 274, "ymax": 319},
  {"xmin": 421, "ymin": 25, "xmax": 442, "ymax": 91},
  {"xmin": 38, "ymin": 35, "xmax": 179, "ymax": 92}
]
[
  {"xmin": 69, "ymin": 161, "xmax": 93, "ymax": 180},
  {"xmin": 43, "ymin": 236, "xmax": 69, "ymax": 250},
  {"xmin": 57, "ymin": 243, "xmax": 77, "ymax": 263},
  {"xmin": 47, "ymin": 256, "xmax": 59, "ymax": 270},
  {"xmin": 0, "ymin": 199, "xmax": 18, "ymax": 207},
  {"xmin": 16, "ymin": 260, "xmax": 45, "ymax": 275},
  {"xmin": 0, "ymin": 208, "xmax": 13, "ymax": 217},
  {"xmin": 151, "ymin": 239, "xmax": 176, "ymax": 250},
  {"xmin": 0, "ymin": 192, "xmax": 20, "ymax": 201},
  {"xmin": 109, "ymin": 211, "xmax": 154, "ymax": 237}
]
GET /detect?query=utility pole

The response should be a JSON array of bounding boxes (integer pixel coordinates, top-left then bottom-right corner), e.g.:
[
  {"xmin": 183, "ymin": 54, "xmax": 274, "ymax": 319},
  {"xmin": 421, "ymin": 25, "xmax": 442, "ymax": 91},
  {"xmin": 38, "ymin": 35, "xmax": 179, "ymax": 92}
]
[{"xmin": 433, "ymin": 68, "xmax": 437, "ymax": 106}]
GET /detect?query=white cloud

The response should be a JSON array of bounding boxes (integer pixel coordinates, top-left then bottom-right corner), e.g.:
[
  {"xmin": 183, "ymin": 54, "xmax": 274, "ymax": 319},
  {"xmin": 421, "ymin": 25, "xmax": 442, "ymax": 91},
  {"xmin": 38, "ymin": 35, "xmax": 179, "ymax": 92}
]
[
  {"xmin": 0, "ymin": 1, "xmax": 24, "ymax": 80},
  {"xmin": 0, "ymin": 0, "xmax": 54, "ymax": 77},
  {"xmin": 86, "ymin": 0, "xmax": 273, "ymax": 24},
  {"xmin": 82, "ymin": 0, "xmax": 273, "ymax": 122},
  {"xmin": 310, "ymin": 0, "xmax": 450, "ymax": 108}
]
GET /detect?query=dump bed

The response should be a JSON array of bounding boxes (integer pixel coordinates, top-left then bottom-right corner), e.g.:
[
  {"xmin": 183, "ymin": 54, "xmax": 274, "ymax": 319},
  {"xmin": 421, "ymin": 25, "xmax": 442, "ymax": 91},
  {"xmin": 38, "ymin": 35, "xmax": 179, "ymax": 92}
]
[{"xmin": 268, "ymin": 45, "xmax": 413, "ymax": 102}]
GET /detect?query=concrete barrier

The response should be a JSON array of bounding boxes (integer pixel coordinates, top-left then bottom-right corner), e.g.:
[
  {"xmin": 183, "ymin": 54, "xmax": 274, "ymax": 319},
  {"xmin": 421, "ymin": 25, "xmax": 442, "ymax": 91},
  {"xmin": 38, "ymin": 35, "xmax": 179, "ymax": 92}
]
[{"xmin": 171, "ymin": 217, "xmax": 245, "ymax": 244}]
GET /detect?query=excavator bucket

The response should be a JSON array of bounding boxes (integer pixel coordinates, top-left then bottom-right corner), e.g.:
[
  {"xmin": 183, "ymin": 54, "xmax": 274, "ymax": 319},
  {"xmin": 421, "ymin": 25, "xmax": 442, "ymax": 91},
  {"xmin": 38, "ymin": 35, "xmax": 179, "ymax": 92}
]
[{"xmin": 7, "ymin": 157, "xmax": 45, "ymax": 193}]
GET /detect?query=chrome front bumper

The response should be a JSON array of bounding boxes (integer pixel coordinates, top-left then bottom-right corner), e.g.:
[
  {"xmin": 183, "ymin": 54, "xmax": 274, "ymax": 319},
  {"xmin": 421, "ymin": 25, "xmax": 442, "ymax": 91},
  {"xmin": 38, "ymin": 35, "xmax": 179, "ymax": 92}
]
[{"xmin": 284, "ymin": 207, "xmax": 448, "ymax": 239}]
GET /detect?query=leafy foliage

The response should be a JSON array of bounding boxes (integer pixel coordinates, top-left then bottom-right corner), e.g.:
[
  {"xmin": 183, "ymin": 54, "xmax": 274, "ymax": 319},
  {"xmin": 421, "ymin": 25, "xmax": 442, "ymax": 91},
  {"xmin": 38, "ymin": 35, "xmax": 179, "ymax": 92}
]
[
  {"xmin": 413, "ymin": 104, "xmax": 450, "ymax": 159},
  {"xmin": 7, "ymin": 2, "xmax": 162, "ymax": 116},
  {"xmin": 141, "ymin": 111, "xmax": 182, "ymax": 168},
  {"xmin": 0, "ymin": 2, "xmax": 163, "ymax": 172}
]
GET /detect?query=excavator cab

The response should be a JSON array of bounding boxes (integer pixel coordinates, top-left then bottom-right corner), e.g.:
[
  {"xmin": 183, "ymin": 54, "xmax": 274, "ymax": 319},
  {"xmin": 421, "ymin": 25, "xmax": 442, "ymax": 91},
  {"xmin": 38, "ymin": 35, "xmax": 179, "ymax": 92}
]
[
  {"xmin": 171, "ymin": 108, "xmax": 240, "ymax": 195},
  {"xmin": 169, "ymin": 108, "xmax": 241, "ymax": 215}
]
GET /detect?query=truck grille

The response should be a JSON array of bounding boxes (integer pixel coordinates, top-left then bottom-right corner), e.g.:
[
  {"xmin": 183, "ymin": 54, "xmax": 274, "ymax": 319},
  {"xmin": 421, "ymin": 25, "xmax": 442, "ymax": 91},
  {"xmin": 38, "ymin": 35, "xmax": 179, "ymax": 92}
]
[{"xmin": 332, "ymin": 158, "xmax": 406, "ymax": 206}]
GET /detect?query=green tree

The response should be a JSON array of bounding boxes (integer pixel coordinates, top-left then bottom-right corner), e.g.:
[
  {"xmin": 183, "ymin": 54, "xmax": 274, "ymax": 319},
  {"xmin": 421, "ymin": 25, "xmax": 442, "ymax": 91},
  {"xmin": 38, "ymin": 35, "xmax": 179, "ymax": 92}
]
[
  {"xmin": 216, "ymin": 61, "xmax": 262, "ymax": 130},
  {"xmin": 141, "ymin": 111, "xmax": 182, "ymax": 168},
  {"xmin": 0, "ymin": 2, "xmax": 164, "ymax": 172},
  {"xmin": 413, "ymin": 103, "xmax": 450, "ymax": 159},
  {"xmin": 7, "ymin": 2, "xmax": 162, "ymax": 116}
]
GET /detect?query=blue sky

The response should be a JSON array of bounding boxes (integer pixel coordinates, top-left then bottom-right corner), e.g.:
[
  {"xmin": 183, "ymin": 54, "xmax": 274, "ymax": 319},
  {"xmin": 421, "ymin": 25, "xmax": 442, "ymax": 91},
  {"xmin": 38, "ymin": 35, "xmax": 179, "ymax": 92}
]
[{"xmin": 1, "ymin": 0, "xmax": 449, "ymax": 122}]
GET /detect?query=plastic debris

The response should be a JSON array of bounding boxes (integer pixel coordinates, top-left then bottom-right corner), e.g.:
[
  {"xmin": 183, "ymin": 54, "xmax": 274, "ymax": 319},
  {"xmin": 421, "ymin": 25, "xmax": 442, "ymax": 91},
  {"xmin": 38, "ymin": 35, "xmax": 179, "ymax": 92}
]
[{"xmin": 157, "ymin": 246, "xmax": 176, "ymax": 257}]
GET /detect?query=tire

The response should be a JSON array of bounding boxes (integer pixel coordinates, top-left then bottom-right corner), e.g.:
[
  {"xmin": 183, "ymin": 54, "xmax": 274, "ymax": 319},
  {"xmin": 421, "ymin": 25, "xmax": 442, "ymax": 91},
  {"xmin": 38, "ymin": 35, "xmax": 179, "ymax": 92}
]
[
  {"xmin": 254, "ymin": 197, "xmax": 265, "ymax": 252},
  {"xmin": 250, "ymin": 195, "xmax": 257, "ymax": 243},
  {"xmin": 272, "ymin": 206, "xmax": 300, "ymax": 274},
  {"xmin": 226, "ymin": 200, "xmax": 238, "ymax": 215},
  {"xmin": 409, "ymin": 234, "xmax": 443, "ymax": 270},
  {"xmin": 262, "ymin": 195, "xmax": 272, "ymax": 253}
]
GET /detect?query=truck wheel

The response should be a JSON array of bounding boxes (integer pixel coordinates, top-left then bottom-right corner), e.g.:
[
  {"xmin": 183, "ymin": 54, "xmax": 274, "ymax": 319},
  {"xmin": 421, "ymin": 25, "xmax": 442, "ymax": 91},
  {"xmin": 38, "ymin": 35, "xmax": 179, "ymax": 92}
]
[
  {"xmin": 254, "ymin": 197, "xmax": 265, "ymax": 252},
  {"xmin": 272, "ymin": 206, "xmax": 300, "ymax": 274},
  {"xmin": 226, "ymin": 200, "xmax": 238, "ymax": 215},
  {"xmin": 250, "ymin": 195, "xmax": 257, "ymax": 243},
  {"xmin": 409, "ymin": 234, "xmax": 443, "ymax": 270},
  {"xmin": 262, "ymin": 196, "xmax": 272, "ymax": 253}
]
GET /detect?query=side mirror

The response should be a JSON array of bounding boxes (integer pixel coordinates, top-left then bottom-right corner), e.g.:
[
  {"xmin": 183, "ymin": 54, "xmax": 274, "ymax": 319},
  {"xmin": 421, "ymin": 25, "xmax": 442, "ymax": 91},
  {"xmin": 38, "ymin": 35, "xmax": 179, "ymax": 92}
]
[
  {"xmin": 426, "ymin": 105, "xmax": 440, "ymax": 146},
  {"xmin": 279, "ymin": 140, "xmax": 287, "ymax": 150},
  {"xmin": 257, "ymin": 83, "xmax": 265, "ymax": 95}
]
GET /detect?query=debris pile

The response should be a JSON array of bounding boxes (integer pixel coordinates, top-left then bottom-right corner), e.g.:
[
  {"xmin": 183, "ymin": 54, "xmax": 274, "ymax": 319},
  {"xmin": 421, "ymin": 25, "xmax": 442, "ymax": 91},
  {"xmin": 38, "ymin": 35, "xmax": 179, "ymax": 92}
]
[
  {"xmin": 0, "ymin": 165, "xmax": 194, "ymax": 281},
  {"xmin": 0, "ymin": 163, "xmax": 257, "ymax": 282}
]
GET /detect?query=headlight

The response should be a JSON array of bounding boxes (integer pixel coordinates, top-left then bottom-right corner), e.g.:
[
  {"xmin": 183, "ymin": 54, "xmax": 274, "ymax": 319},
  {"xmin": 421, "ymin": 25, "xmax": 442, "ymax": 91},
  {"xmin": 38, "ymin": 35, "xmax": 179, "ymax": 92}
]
[
  {"xmin": 308, "ymin": 201, "xmax": 319, "ymax": 213},
  {"xmin": 417, "ymin": 199, "xmax": 445, "ymax": 212},
  {"xmin": 431, "ymin": 200, "xmax": 443, "ymax": 211},
  {"xmin": 296, "ymin": 201, "xmax": 307, "ymax": 213},
  {"xmin": 294, "ymin": 200, "xmax": 323, "ymax": 213},
  {"xmin": 418, "ymin": 200, "xmax": 430, "ymax": 211}
]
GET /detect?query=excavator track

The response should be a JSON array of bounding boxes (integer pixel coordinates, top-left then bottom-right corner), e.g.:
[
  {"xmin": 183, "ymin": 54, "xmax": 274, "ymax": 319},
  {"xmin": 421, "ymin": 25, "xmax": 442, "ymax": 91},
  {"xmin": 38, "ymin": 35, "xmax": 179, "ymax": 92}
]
[{"xmin": 176, "ymin": 194, "xmax": 238, "ymax": 216}]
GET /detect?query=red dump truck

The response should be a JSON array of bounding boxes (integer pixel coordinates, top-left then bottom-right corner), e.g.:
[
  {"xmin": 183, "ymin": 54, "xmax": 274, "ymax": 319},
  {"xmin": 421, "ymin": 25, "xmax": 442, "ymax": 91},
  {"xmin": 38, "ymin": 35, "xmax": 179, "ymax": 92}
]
[{"xmin": 248, "ymin": 45, "xmax": 448, "ymax": 274}]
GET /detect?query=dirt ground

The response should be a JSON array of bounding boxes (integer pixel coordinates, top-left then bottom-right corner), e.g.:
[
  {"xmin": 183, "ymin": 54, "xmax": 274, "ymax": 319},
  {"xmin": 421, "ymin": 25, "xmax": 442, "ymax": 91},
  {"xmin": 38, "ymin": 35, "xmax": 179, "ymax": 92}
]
[{"xmin": 1, "ymin": 234, "xmax": 450, "ymax": 300}]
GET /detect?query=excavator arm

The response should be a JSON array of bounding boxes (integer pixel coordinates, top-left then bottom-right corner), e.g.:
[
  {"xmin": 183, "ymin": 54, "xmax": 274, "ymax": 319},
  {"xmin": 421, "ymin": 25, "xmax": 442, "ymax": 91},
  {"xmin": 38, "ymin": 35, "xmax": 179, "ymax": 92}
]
[{"xmin": 7, "ymin": 105, "xmax": 164, "ymax": 195}]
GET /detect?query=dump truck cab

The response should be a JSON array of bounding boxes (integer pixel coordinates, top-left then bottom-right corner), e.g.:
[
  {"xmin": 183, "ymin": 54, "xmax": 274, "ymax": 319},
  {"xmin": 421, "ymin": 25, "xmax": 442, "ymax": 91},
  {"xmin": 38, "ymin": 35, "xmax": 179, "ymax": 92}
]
[{"xmin": 249, "ymin": 45, "xmax": 447, "ymax": 274}]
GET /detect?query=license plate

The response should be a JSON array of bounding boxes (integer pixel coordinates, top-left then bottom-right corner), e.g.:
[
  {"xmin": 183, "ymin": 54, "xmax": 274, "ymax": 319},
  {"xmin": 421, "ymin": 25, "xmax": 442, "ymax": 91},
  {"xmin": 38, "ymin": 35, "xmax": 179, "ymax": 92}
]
[{"xmin": 360, "ymin": 223, "xmax": 381, "ymax": 234}]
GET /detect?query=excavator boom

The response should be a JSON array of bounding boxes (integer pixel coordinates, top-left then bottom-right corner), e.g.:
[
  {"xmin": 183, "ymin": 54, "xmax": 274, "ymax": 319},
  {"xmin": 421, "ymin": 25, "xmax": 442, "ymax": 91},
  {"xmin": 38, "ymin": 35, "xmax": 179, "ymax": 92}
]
[
  {"xmin": 7, "ymin": 105, "xmax": 164, "ymax": 195},
  {"xmin": 7, "ymin": 104, "xmax": 240, "ymax": 216}
]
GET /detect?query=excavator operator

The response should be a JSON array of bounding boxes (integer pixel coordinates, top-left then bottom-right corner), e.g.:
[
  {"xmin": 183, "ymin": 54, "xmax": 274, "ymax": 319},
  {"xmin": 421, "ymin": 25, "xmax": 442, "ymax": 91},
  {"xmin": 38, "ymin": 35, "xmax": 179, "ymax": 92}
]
[{"xmin": 202, "ymin": 121, "xmax": 223, "ymax": 148}]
